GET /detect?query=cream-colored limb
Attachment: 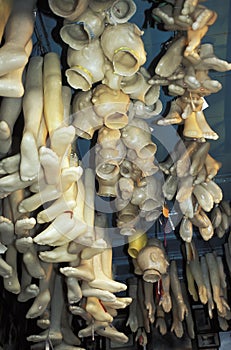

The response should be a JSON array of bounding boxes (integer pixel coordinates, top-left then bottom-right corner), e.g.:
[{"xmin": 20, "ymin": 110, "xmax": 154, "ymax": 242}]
[
  {"xmin": 176, "ymin": 141, "xmax": 198, "ymax": 178},
  {"xmin": 43, "ymin": 52, "xmax": 64, "ymax": 136},
  {"xmin": 19, "ymin": 165, "xmax": 81, "ymax": 214},
  {"xmin": 201, "ymin": 180, "xmax": 223, "ymax": 204},
  {"xmin": 62, "ymin": 85, "xmax": 72, "ymax": 124},
  {"xmin": 39, "ymin": 146, "xmax": 60, "ymax": 185},
  {"xmin": 0, "ymin": 39, "xmax": 32, "ymax": 98},
  {"xmin": 176, "ymin": 175, "xmax": 193, "ymax": 202},
  {"xmin": 169, "ymin": 260, "xmax": 188, "ymax": 321},
  {"xmin": 155, "ymin": 36, "xmax": 186, "ymax": 78},
  {"xmin": 181, "ymin": 0, "xmax": 199, "ymax": 15},
  {"xmin": 97, "ymin": 323, "xmax": 129, "ymax": 344},
  {"xmin": 81, "ymin": 280, "xmax": 116, "ymax": 302},
  {"xmin": 37, "ymin": 116, "xmax": 48, "ymax": 148},
  {"xmin": 39, "ymin": 176, "xmax": 85, "ymax": 247},
  {"xmin": 69, "ymin": 305, "xmax": 92, "ymax": 323},
  {"xmin": 78, "ymin": 320, "xmax": 108, "ymax": 338},
  {"xmin": 170, "ymin": 293, "xmax": 184, "ymax": 338},
  {"xmin": 61, "ymin": 305, "xmax": 81, "ymax": 346},
  {"xmin": 126, "ymin": 277, "xmax": 138, "ymax": 332},
  {"xmin": 196, "ymin": 43, "xmax": 231, "ymax": 72},
  {"xmin": 189, "ymin": 141, "xmax": 210, "ymax": 177},
  {"xmin": 0, "ymin": 153, "xmax": 20, "ymax": 175},
  {"xmin": 137, "ymin": 278, "xmax": 150, "ymax": 333},
  {"xmin": 192, "ymin": 6, "xmax": 217, "ymax": 31},
  {"xmin": 86, "ymin": 296, "xmax": 113, "ymax": 323},
  {"xmin": 179, "ymin": 217, "xmax": 193, "ymax": 243},
  {"xmin": 33, "ymin": 211, "xmax": 78, "ymax": 247},
  {"xmin": 20, "ymin": 56, "xmax": 43, "ymax": 181},
  {"xmin": 193, "ymin": 184, "xmax": 214, "ymax": 213},
  {"xmin": 0, "ymin": 0, "xmax": 35, "ymax": 76},
  {"xmin": 15, "ymin": 237, "xmax": 45, "ymax": 279},
  {"xmin": 78, "ymin": 168, "xmax": 95, "ymax": 243},
  {"xmin": 0, "ymin": 0, "xmax": 13, "ymax": 43},
  {"xmin": 17, "ymin": 262, "xmax": 39, "ymax": 302},
  {"xmin": 216, "ymin": 255, "xmax": 227, "ymax": 290},
  {"xmin": 50, "ymin": 125, "xmax": 75, "ymax": 160},
  {"xmin": 88, "ymin": 251, "xmax": 127, "ymax": 293},
  {"xmin": 0, "ymin": 202, "xmax": 14, "ymax": 245},
  {"xmin": 15, "ymin": 216, "xmax": 36, "ymax": 237},
  {"xmin": 102, "ymin": 297, "xmax": 132, "ymax": 310},
  {"xmin": 184, "ymin": 26, "xmax": 208, "ymax": 62},
  {"xmin": 27, "ymin": 274, "xmax": 63, "ymax": 345},
  {"xmin": 0, "ymin": 255, "xmax": 13, "ymax": 278},
  {"xmin": 181, "ymin": 281, "xmax": 195, "ymax": 339},
  {"xmin": 204, "ymin": 153, "xmax": 222, "ymax": 180},
  {"xmin": 0, "ymin": 171, "xmax": 36, "ymax": 196},
  {"xmin": 26, "ymin": 262, "xmax": 53, "ymax": 319},
  {"xmin": 188, "ymin": 245, "xmax": 207, "ymax": 304},
  {"xmin": 200, "ymin": 256, "xmax": 214, "ymax": 319},
  {"xmin": 205, "ymin": 252, "xmax": 229, "ymax": 316},
  {"xmin": 143, "ymin": 281, "xmax": 155, "ymax": 323},
  {"xmin": 80, "ymin": 212, "xmax": 108, "ymax": 260},
  {"xmin": 39, "ymin": 243, "xmax": 78, "ymax": 263},
  {"xmin": 66, "ymin": 277, "xmax": 82, "ymax": 304},
  {"xmin": 0, "ymin": 96, "xmax": 22, "ymax": 155},
  {"xmin": 160, "ymin": 272, "xmax": 172, "ymax": 313},
  {"xmin": 60, "ymin": 257, "xmax": 94, "ymax": 282},
  {"xmin": 157, "ymin": 98, "xmax": 183, "ymax": 125},
  {"xmin": 37, "ymin": 187, "xmax": 76, "ymax": 224},
  {"xmin": 162, "ymin": 174, "xmax": 177, "ymax": 200},
  {"xmin": 155, "ymin": 304, "xmax": 167, "ymax": 335},
  {"xmin": 3, "ymin": 243, "xmax": 20, "ymax": 294}
]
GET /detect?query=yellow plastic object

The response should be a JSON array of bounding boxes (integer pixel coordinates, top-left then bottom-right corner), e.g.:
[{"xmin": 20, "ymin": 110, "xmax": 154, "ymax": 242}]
[{"xmin": 128, "ymin": 231, "xmax": 148, "ymax": 259}]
